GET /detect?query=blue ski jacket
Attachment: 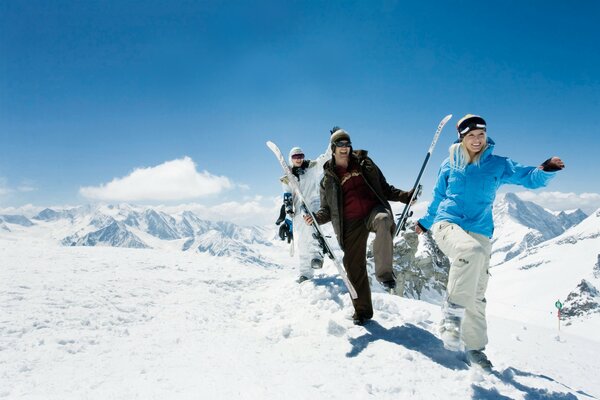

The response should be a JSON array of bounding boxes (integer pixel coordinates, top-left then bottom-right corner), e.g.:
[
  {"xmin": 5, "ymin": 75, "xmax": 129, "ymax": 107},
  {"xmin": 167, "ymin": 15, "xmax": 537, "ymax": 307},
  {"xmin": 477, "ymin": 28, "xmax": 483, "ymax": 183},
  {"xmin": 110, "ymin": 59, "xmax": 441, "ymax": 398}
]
[{"xmin": 418, "ymin": 138, "xmax": 556, "ymax": 238}]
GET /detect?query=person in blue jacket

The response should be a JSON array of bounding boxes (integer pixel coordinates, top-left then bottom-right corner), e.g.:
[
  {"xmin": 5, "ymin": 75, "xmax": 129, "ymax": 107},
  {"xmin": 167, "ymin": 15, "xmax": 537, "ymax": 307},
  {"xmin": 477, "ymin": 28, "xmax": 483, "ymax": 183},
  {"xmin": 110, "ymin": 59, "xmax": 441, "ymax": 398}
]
[{"xmin": 416, "ymin": 114, "xmax": 565, "ymax": 371}]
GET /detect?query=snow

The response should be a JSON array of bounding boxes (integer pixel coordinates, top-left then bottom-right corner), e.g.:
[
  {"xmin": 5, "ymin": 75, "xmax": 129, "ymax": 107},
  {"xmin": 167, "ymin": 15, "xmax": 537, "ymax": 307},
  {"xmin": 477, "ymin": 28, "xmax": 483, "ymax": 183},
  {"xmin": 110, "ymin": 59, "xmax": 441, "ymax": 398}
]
[
  {"xmin": 487, "ymin": 209, "xmax": 600, "ymax": 339},
  {"xmin": 1, "ymin": 226, "xmax": 598, "ymax": 399}
]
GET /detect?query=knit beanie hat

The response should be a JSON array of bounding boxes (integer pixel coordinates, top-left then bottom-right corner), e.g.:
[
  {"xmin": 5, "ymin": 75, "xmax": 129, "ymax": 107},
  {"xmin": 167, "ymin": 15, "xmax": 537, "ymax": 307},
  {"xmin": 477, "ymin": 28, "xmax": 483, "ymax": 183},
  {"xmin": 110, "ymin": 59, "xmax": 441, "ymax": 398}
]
[
  {"xmin": 456, "ymin": 114, "xmax": 486, "ymax": 140},
  {"xmin": 330, "ymin": 128, "xmax": 351, "ymax": 145}
]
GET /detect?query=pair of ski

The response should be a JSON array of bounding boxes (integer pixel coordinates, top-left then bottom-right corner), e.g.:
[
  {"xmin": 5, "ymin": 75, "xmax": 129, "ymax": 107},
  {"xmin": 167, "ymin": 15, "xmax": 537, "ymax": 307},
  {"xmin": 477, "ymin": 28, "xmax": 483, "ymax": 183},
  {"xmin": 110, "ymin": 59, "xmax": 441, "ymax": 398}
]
[
  {"xmin": 267, "ymin": 140, "xmax": 359, "ymax": 299},
  {"xmin": 266, "ymin": 114, "xmax": 452, "ymax": 300}
]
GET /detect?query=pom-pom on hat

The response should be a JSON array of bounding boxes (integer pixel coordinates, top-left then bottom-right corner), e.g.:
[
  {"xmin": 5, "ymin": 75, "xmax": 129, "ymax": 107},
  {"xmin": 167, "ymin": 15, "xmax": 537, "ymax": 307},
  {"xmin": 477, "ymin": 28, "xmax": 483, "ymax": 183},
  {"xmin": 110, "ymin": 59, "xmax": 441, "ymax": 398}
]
[{"xmin": 456, "ymin": 114, "xmax": 486, "ymax": 140}]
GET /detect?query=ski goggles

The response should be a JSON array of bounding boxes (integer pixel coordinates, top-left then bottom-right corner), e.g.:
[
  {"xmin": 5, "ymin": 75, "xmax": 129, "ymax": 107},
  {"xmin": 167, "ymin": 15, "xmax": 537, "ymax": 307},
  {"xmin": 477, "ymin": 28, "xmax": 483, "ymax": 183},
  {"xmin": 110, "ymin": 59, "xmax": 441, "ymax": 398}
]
[
  {"xmin": 291, "ymin": 154, "xmax": 305, "ymax": 160},
  {"xmin": 334, "ymin": 140, "xmax": 352, "ymax": 148},
  {"xmin": 457, "ymin": 116, "xmax": 486, "ymax": 136}
]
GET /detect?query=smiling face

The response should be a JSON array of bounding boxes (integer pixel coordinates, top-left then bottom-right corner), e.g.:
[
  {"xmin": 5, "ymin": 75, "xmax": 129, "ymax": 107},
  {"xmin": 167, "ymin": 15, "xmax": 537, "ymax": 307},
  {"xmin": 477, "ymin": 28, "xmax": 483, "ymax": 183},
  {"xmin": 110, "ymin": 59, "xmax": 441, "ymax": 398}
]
[
  {"xmin": 462, "ymin": 129, "xmax": 486, "ymax": 158},
  {"xmin": 290, "ymin": 153, "xmax": 304, "ymax": 167},
  {"xmin": 333, "ymin": 140, "xmax": 351, "ymax": 167}
]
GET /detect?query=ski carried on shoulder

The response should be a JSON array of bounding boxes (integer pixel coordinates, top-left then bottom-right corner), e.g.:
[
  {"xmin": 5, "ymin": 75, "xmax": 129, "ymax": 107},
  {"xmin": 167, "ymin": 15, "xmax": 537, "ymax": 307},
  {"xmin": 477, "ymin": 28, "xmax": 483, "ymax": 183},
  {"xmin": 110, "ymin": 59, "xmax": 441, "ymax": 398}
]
[
  {"xmin": 266, "ymin": 141, "xmax": 358, "ymax": 299},
  {"xmin": 395, "ymin": 114, "xmax": 453, "ymax": 236}
]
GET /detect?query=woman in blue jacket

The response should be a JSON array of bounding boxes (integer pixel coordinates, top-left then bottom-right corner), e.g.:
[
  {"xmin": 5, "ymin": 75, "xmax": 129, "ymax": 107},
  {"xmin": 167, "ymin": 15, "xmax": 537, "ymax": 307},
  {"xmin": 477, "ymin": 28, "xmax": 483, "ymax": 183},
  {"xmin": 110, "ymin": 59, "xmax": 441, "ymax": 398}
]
[{"xmin": 416, "ymin": 114, "xmax": 564, "ymax": 371}]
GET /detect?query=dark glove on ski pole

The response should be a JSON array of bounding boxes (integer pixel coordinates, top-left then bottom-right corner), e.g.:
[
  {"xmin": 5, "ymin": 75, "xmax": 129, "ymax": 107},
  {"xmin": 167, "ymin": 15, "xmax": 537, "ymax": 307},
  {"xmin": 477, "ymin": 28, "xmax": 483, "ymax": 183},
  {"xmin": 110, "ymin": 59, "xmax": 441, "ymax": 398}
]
[{"xmin": 275, "ymin": 204, "xmax": 286, "ymax": 225}]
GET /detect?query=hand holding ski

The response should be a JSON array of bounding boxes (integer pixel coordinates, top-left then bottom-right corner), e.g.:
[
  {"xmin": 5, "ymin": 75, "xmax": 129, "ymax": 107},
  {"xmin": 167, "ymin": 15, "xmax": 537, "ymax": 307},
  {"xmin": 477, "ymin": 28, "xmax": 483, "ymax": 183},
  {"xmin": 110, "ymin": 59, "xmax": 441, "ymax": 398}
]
[{"xmin": 267, "ymin": 140, "xmax": 358, "ymax": 299}]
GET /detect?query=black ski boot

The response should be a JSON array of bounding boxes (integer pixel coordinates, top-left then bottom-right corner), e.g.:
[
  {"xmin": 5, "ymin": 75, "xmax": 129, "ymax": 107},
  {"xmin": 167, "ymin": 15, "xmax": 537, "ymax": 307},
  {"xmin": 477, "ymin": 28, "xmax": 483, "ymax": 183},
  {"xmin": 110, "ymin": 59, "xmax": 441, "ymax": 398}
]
[
  {"xmin": 382, "ymin": 279, "xmax": 396, "ymax": 293},
  {"xmin": 466, "ymin": 349, "xmax": 493, "ymax": 373},
  {"xmin": 352, "ymin": 313, "xmax": 372, "ymax": 326}
]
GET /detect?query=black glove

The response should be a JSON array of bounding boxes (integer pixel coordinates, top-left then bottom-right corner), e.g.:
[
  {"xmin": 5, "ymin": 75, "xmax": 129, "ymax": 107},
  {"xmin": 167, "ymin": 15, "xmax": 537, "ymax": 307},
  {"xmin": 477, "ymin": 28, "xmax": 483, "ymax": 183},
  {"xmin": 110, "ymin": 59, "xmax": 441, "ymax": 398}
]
[
  {"xmin": 275, "ymin": 204, "xmax": 286, "ymax": 225},
  {"xmin": 540, "ymin": 157, "xmax": 565, "ymax": 172},
  {"xmin": 278, "ymin": 222, "xmax": 293, "ymax": 243},
  {"xmin": 278, "ymin": 223, "xmax": 288, "ymax": 241},
  {"xmin": 416, "ymin": 221, "xmax": 428, "ymax": 233}
]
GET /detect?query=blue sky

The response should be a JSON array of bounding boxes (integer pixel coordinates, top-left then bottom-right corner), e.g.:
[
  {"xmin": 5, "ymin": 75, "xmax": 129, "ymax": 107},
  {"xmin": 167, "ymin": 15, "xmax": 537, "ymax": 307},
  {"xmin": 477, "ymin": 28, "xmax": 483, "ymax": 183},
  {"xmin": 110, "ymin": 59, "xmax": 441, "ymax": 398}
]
[{"xmin": 1, "ymin": 1, "xmax": 599, "ymax": 222}]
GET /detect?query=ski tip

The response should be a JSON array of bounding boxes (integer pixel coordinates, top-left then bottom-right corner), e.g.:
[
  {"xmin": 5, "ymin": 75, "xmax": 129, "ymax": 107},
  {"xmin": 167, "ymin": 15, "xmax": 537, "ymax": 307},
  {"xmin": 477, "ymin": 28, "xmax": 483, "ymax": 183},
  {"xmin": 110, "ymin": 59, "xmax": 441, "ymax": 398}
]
[{"xmin": 443, "ymin": 114, "xmax": 453, "ymax": 122}]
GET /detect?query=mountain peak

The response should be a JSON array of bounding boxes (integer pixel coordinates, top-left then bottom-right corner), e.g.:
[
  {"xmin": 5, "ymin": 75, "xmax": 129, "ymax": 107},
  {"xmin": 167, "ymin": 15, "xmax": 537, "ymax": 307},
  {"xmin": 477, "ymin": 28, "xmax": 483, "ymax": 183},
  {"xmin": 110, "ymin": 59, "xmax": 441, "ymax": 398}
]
[
  {"xmin": 491, "ymin": 192, "xmax": 570, "ymax": 265},
  {"xmin": 562, "ymin": 279, "xmax": 600, "ymax": 320}
]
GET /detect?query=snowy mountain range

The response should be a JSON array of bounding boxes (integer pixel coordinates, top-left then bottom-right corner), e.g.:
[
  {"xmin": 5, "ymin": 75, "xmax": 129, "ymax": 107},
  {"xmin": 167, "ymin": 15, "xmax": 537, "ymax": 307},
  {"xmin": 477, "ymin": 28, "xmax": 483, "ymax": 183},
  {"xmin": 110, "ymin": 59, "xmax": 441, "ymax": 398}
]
[
  {"xmin": 490, "ymin": 192, "xmax": 587, "ymax": 265},
  {"xmin": 2, "ymin": 204, "xmax": 274, "ymax": 267},
  {"xmin": 0, "ymin": 213, "xmax": 35, "ymax": 232},
  {"xmin": 1, "ymin": 193, "xmax": 597, "ymax": 322}
]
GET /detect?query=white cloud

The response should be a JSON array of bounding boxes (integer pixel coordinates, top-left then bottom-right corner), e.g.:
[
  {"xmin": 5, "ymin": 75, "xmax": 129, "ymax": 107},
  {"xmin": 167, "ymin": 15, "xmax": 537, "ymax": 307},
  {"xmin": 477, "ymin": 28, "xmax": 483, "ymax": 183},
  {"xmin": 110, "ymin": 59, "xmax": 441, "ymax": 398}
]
[
  {"xmin": 0, "ymin": 178, "xmax": 37, "ymax": 197},
  {"xmin": 512, "ymin": 191, "xmax": 600, "ymax": 214},
  {"xmin": 80, "ymin": 157, "xmax": 233, "ymax": 202}
]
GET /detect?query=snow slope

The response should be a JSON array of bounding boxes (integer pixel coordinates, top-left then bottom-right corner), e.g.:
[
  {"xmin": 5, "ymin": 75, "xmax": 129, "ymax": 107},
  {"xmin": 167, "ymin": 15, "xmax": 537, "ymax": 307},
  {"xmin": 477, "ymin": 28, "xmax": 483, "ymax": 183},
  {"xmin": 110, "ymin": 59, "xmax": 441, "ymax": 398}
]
[
  {"xmin": 1, "ymin": 231, "xmax": 598, "ymax": 399},
  {"xmin": 487, "ymin": 209, "xmax": 600, "ymax": 338}
]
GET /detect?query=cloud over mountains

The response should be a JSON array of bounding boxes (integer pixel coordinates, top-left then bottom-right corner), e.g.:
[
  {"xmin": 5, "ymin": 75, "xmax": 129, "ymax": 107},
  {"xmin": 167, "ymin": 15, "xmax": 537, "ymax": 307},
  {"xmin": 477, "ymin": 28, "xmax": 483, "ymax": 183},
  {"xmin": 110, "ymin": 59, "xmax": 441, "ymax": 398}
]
[{"xmin": 79, "ymin": 157, "xmax": 233, "ymax": 202}]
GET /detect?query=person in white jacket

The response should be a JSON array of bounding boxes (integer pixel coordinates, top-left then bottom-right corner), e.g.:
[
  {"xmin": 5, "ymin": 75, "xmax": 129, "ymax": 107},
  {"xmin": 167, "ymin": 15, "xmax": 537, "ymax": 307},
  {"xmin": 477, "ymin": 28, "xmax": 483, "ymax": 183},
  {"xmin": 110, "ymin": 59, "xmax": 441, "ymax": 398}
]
[{"xmin": 280, "ymin": 145, "xmax": 330, "ymax": 283}]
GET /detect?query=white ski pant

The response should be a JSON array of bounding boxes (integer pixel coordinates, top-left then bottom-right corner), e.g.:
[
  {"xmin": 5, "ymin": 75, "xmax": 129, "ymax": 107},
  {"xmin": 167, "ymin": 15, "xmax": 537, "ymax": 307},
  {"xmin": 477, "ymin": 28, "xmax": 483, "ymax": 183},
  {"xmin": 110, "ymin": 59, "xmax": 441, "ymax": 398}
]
[
  {"xmin": 432, "ymin": 221, "xmax": 492, "ymax": 351},
  {"xmin": 293, "ymin": 209, "xmax": 322, "ymax": 278}
]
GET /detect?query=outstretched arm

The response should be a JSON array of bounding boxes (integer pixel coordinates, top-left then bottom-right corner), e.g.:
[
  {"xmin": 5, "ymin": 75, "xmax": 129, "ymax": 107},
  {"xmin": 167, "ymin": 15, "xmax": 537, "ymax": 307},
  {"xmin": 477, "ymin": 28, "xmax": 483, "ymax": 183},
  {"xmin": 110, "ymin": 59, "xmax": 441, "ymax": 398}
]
[{"xmin": 501, "ymin": 156, "xmax": 564, "ymax": 188}]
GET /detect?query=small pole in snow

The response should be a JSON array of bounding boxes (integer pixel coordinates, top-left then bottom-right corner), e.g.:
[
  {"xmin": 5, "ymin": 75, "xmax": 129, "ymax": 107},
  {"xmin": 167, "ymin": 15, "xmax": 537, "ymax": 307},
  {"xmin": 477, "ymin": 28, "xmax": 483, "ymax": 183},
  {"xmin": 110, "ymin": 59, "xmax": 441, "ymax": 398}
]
[{"xmin": 555, "ymin": 300, "xmax": 563, "ymax": 332}]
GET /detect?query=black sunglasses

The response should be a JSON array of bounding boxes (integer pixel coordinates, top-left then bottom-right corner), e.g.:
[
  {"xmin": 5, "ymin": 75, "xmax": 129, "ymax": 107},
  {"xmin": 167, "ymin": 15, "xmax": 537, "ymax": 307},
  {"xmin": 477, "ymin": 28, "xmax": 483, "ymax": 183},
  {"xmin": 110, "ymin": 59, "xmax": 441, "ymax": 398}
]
[{"xmin": 334, "ymin": 140, "xmax": 352, "ymax": 148}]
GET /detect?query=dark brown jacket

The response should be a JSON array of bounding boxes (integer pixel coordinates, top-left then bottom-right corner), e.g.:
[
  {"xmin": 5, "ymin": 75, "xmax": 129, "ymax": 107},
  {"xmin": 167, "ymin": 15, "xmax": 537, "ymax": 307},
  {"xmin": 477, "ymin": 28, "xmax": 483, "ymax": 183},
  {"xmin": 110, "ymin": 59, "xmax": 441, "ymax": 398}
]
[{"xmin": 314, "ymin": 150, "xmax": 411, "ymax": 249}]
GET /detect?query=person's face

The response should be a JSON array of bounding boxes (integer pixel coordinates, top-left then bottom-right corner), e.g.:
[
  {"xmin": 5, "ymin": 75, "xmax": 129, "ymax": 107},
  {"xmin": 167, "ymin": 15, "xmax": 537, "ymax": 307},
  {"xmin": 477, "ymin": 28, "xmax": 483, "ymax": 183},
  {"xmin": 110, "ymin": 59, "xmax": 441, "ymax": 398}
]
[
  {"xmin": 291, "ymin": 153, "xmax": 304, "ymax": 167},
  {"xmin": 462, "ymin": 129, "xmax": 486, "ymax": 157},
  {"xmin": 333, "ymin": 140, "xmax": 352, "ymax": 163}
]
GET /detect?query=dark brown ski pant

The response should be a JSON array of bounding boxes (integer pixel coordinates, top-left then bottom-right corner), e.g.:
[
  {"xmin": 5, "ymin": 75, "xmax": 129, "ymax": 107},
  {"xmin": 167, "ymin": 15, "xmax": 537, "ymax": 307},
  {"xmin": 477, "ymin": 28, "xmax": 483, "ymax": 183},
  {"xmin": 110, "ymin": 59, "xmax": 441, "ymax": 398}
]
[{"xmin": 342, "ymin": 205, "xmax": 395, "ymax": 319}]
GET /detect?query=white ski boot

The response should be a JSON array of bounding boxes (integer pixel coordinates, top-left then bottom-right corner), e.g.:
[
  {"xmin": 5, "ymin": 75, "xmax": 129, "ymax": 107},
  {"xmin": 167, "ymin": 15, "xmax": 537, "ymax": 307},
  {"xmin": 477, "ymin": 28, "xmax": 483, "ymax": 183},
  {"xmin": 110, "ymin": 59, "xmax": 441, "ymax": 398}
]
[{"xmin": 439, "ymin": 301, "xmax": 465, "ymax": 351}]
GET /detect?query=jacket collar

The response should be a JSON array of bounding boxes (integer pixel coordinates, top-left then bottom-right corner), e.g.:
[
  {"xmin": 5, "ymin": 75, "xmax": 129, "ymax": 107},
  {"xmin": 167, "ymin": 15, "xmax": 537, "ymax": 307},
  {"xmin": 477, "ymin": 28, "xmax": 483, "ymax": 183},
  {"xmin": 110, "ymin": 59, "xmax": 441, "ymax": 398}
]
[{"xmin": 291, "ymin": 160, "xmax": 310, "ymax": 177}]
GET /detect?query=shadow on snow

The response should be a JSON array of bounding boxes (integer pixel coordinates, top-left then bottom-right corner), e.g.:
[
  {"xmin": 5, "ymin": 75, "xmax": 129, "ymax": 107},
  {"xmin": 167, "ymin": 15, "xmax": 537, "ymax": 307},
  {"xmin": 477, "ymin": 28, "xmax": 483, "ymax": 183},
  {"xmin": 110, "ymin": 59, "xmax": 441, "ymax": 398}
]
[
  {"xmin": 345, "ymin": 321, "xmax": 593, "ymax": 400},
  {"xmin": 346, "ymin": 321, "xmax": 467, "ymax": 370},
  {"xmin": 473, "ymin": 367, "xmax": 597, "ymax": 400},
  {"xmin": 309, "ymin": 276, "xmax": 348, "ymax": 308}
]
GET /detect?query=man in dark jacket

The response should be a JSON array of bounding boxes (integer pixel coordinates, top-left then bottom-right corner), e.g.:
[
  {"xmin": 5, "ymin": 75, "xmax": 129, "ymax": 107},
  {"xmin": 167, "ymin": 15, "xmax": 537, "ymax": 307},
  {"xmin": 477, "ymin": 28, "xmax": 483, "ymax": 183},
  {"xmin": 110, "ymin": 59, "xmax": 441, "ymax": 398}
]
[{"xmin": 304, "ymin": 127, "xmax": 413, "ymax": 325}]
